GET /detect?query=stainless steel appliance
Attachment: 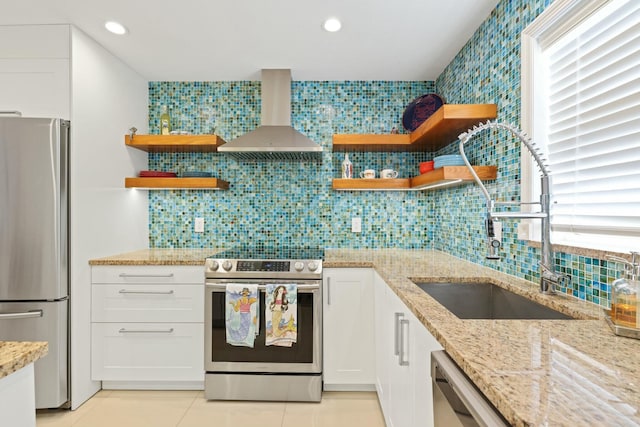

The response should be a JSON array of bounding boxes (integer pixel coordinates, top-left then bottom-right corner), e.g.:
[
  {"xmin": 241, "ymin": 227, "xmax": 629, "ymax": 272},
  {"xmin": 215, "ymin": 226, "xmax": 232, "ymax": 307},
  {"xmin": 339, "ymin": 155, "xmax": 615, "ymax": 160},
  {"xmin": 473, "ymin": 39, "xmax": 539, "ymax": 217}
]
[
  {"xmin": 431, "ymin": 350, "xmax": 508, "ymax": 427},
  {"xmin": 0, "ymin": 116, "xmax": 70, "ymax": 409},
  {"xmin": 204, "ymin": 247, "xmax": 323, "ymax": 402},
  {"xmin": 218, "ymin": 69, "xmax": 322, "ymax": 161}
]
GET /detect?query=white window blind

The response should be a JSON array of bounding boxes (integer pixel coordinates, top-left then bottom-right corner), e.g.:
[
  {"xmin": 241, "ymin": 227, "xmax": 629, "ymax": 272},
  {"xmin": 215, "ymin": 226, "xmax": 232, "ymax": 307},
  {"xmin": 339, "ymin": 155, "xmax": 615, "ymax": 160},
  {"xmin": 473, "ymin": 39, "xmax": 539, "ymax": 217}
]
[{"xmin": 540, "ymin": 0, "xmax": 640, "ymax": 248}]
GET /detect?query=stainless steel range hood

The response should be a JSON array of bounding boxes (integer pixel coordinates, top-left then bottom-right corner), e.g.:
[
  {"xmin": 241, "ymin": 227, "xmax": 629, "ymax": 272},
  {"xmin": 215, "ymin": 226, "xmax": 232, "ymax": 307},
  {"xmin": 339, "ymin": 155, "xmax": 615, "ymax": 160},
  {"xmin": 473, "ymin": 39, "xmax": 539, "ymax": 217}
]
[{"xmin": 219, "ymin": 69, "xmax": 322, "ymax": 161}]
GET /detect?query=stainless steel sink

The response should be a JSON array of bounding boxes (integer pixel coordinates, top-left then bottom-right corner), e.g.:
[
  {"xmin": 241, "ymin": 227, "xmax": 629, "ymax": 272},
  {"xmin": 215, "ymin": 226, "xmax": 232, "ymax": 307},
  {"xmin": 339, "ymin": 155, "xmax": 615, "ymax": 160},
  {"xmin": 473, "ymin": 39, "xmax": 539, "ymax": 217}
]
[{"xmin": 415, "ymin": 282, "xmax": 574, "ymax": 320}]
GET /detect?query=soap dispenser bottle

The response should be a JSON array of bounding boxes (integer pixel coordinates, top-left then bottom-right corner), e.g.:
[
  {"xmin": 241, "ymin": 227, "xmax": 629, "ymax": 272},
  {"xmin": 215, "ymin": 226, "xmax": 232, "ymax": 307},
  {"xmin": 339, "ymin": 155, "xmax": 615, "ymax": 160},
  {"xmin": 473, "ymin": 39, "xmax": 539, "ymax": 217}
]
[
  {"xmin": 608, "ymin": 252, "xmax": 640, "ymax": 330},
  {"xmin": 160, "ymin": 105, "xmax": 171, "ymax": 135},
  {"xmin": 341, "ymin": 153, "xmax": 353, "ymax": 179}
]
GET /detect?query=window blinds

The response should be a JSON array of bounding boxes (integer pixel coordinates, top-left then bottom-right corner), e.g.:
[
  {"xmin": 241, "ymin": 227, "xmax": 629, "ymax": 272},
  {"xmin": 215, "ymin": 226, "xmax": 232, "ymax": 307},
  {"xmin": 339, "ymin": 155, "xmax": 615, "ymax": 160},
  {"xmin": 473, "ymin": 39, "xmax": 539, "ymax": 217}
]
[{"xmin": 543, "ymin": 0, "xmax": 640, "ymax": 238}]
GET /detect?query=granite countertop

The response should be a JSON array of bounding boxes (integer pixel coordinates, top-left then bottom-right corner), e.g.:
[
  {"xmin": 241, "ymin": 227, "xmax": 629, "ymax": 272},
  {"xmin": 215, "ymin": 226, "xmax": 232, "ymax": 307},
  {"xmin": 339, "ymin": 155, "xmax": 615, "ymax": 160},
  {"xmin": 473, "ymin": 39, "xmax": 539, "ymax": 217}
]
[
  {"xmin": 324, "ymin": 249, "xmax": 640, "ymax": 427},
  {"xmin": 0, "ymin": 341, "xmax": 48, "ymax": 380},
  {"xmin": 88, "ymin": 248, "xmax": 223, "ymax": 265},
  {"xmin": 89, "ymin": 248, "xmax": 640, "ymax": 426}
]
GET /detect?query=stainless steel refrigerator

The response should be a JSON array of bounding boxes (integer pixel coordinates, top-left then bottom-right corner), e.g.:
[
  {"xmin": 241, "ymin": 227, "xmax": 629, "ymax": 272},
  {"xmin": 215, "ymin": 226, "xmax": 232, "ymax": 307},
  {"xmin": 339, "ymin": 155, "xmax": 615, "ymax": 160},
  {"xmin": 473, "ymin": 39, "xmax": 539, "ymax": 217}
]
[{"xmin": 0, "ymin": 117, "xmax": 70, "ymax": 409}]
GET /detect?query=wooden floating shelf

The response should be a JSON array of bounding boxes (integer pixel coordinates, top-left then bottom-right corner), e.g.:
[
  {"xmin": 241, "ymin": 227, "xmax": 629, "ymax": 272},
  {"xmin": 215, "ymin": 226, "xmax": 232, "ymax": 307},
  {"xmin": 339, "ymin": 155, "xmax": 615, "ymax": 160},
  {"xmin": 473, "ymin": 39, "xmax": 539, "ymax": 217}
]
[
  {"xmin": 410, "ymin": 166, "xmax": 496, "ymax": 189},
  {"xmin": 332, "ymin": 178, "xmax": 411, "ymax": 190},
  {"xmin": 332, "ymin": 134, "xmax": 411, "ymax": 152},
  {"xmin": 124, "ymin": 134, "xmax": 227, "ymax": 152},
  {"xmin": 333, "ymin": 104, "xmax": 497, "ymax": 152},
  {"xmin": 125, "ymin": 177, "xmax": 230, "ymax": 190},
  {"xmin": 332, "ymin": 166, "xmax": 496, "ymax": 191}
]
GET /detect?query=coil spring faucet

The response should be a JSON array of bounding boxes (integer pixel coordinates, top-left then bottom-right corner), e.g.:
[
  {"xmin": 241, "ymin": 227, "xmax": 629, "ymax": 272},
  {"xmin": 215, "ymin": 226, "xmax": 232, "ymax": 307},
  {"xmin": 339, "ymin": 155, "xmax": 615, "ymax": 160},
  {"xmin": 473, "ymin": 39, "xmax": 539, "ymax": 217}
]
[{"xmin": 458, "ymin": 121, "xmax": 570, "ymax": 294}]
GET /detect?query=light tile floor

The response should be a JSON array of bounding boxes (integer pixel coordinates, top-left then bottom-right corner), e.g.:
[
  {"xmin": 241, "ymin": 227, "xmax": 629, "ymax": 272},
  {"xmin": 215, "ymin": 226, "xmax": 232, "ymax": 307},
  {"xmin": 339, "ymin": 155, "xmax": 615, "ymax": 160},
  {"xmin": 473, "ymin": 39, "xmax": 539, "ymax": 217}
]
[{"xmin": 36, "ymin": 390, "xmax": 386, "ymax": 427}]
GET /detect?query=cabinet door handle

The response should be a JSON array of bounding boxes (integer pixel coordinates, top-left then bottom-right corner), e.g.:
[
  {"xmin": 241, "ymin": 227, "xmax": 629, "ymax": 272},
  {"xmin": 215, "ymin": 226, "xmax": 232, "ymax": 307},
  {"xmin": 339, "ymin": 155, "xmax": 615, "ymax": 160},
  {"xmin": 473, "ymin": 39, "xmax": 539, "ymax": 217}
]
[
  {"xmin": 394, "ymin": 312, "xmax": 404, "ymax": 356},
  {"xmin": 399, "ymin": 318, "xmax": 409, "ymax": 367},
  {"xmin": 327, "ymin": 277, "xmax": 331, "ymax": 306},
  {"xmin": 118, "ymin": 289, "xmax": 175, "ymax": 295},
  {"xmin": 0, "ymin": 111, "xmax": 23, "ymax": 117},
  {"xmin": 119, "ymin": 273, "xmax": 175, "ymax": 278},
  {"xmin": 118, "ymin": 328, "xmax": 174, "ymax": 334}
]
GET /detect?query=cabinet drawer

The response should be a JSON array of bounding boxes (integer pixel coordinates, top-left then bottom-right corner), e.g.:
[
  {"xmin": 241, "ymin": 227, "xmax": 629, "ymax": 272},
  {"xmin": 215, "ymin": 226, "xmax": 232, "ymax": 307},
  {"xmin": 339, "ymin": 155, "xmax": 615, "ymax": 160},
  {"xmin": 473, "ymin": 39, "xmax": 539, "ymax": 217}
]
[
  {"xmin": 91, "ymin": 323, "xmax": 204, "ymax": 382},
  {"xmin": 91, "ymin": 265, "xmax": 203, "ymax": 284},
  {"xmin": 92, "ymin": 284, "xmax": 203, "ymax": 323}
]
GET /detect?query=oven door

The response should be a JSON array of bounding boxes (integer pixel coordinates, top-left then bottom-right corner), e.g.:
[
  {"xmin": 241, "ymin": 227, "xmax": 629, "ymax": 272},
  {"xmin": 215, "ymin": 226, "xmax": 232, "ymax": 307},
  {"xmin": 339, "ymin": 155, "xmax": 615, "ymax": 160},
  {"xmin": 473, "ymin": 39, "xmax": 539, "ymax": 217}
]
[{"xmin": 205, "ymin": 279, "xmax": 322, "ymax": 374}]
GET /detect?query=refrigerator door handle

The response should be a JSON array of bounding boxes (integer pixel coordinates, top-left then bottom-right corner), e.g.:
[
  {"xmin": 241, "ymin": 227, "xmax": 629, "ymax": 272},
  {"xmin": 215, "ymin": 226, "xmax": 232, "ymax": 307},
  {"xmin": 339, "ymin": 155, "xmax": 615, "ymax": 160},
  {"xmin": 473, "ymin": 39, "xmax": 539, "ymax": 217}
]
[
  {"xmin": 0, "ymin": 309, "xmax": 44, "ymax": 320},
  {"xmin": 0, "ymin": 111, "xmax": 23, "ymax": 116}
]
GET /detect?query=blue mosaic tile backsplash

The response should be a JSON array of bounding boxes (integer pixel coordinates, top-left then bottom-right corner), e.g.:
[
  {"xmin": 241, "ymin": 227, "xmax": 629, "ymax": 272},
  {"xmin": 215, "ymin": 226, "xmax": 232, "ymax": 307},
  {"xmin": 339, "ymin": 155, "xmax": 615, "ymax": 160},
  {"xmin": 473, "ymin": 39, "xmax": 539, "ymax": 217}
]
[
  {"xmin": 433, "ymin": 0, "xmax": 618, "ymax": 307},
  {"xmin": 148, "ymin": 81, "xmax": 434, "ymax": 250},
  {"xmin": 146, "ymin": 0, "xmax": 620, "ymax": 308}
]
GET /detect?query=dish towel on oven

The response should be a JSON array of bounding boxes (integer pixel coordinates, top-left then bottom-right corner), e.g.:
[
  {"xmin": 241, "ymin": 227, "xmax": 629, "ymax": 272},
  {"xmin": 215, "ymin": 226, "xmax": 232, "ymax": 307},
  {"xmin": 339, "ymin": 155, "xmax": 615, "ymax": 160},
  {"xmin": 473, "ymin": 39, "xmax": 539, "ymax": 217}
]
[
  {"xmin": 225, "ymin": 284, "xmax": 259, "ymax": 347},
  {"xmin": 265, "ymin": 283, "xmax": 297, "ymax": 347}
]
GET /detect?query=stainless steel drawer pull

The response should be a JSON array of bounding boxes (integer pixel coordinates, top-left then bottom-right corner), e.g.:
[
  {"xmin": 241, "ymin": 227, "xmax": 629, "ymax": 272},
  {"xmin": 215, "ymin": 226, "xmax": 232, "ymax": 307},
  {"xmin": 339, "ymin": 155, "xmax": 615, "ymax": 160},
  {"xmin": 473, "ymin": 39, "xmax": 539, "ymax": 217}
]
[
  {"xmin": 118, "ymin": 289, "xmax": 175, "ymax": 295},
  {"xmin": 119, "ymin": 273, "xmax": 175, "ymax": 278},
  {"xmin": 118, "ymin": 328, "xmax": 174, "ymax": 334},
  {"xmin": 399, "ymin": 318, "xmax": 410, "ymax": 367},
  {"xmin": 0, "ymin": 309, "xmax": 43, "ymax": 320},
  {"xmin": 394, "ymin": 312, "xmax": 404, "ymax": 356}
]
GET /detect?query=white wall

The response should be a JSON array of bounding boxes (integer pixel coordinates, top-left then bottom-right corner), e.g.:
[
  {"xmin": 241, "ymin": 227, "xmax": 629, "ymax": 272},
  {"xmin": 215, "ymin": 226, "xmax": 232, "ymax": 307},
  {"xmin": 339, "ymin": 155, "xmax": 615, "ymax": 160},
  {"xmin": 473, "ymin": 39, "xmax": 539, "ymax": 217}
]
[{"xmin": 70, "ymin": 26, "xmax": 148, "ymax": 409}]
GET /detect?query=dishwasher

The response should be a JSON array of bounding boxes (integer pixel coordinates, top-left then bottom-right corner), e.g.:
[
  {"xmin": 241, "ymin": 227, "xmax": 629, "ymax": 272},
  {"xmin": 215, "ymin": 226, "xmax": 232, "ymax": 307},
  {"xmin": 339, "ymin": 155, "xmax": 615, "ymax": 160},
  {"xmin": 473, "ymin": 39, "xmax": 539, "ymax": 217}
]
[{"xmin": 431, "ymin": 351, "xmax": 509, "ymax": 427}]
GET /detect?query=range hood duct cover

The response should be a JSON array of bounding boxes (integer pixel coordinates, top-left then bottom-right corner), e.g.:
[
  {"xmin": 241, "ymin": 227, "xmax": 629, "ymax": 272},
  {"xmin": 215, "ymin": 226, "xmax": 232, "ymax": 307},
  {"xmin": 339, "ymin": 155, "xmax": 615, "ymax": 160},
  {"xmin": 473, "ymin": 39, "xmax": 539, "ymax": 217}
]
[{"xmin": 219, "ymin": 69, "xmax": 322, "ymax": 161}]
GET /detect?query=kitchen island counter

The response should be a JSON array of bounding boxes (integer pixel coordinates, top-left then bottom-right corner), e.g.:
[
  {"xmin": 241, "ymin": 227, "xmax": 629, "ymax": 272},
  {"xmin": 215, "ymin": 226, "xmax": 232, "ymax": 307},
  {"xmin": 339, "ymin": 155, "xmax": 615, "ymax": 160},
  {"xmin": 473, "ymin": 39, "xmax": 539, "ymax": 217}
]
[
  {"xmin": 0, "ymin": 341, "xmax": 48, "ymax": 427},
  {"xmin": 0, "ymin": 341, "xmax": 48, "ymax": 379}
]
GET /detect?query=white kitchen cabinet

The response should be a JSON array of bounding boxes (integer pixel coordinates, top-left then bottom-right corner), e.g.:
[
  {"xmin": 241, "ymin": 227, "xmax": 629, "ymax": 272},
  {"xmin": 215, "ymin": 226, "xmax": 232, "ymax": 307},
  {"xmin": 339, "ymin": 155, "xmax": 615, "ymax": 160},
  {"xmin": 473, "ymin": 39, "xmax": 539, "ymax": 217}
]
[
  {"xmin": 412, "ymin": 311, "xmax": 442, "ymax": 427},
  {"xmin": 91, "ymin": 265, "xmax": 204, "ymax": 389},
  {"xmin": 0, "ymin": 25, "xmax": 70, "ymax": 119},
  {"xmin": 374, "ymin": 271, "xmax": 391, "ymax": 417},
  {"xmin": 91, "ymin": 284, "xmax": 203, "ymax": 323},
  {"xmin": 0, "ymin": 364, "xmax": 36, "ymax": 427},
  {"xmin": 374, "ymin": 271, "xmax": 442, "ymax": 427},
  {"xmin": 91, "ymin": 322, "xmax": 203, "ymax": 383},
  {"xmin": 322, "ymin": 268, "xmax": 376, "ymax": 391}
]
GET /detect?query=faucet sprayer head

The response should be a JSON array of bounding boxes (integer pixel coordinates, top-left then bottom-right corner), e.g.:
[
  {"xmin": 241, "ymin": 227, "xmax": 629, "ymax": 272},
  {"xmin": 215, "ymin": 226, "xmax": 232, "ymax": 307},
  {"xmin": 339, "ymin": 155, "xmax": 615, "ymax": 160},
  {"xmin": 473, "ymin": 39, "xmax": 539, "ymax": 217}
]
[{"xmin": 485, "ymin": 216, "xmax": 501, "ymax": 260}]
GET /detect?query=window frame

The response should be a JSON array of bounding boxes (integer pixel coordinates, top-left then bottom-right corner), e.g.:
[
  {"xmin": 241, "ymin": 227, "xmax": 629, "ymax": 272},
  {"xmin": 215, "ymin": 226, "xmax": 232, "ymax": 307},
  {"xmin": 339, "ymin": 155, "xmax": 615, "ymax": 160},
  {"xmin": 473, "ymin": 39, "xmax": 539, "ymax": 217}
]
[{"xmin": 519, "ymin": 0, "xmax": 632, "ymax": 251}]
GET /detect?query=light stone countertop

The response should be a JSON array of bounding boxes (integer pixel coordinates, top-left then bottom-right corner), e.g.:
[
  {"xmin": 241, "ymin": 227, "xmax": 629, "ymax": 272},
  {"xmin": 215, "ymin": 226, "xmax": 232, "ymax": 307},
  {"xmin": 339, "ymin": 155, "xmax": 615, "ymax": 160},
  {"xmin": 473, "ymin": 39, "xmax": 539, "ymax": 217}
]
[
  {"xmin": 88, "ymin": 248, "xmax": 224, "ymax": 265},
  {"xmin": 0, "ymin": 341, "xmax": 48, "ymax": 380},
  {"xmin": 324, "ymin": 249, "xmax": 639, "ymax": 427},
  {"xmin": 89, "ymin": 248, "xmax": 640, "ymax": 426}
]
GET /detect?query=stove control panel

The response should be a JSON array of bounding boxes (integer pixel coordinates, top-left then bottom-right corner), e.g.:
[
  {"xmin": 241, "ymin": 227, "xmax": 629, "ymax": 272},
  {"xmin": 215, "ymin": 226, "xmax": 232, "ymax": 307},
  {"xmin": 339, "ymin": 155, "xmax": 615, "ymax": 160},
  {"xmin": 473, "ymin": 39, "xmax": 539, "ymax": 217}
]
[
  {"xmin": 237, "ymin": 260, "xmax": 290, "ymax": 272},
  {"xmin": 205, "ymin": 258, "xmax": 322, "ymax": 278}
]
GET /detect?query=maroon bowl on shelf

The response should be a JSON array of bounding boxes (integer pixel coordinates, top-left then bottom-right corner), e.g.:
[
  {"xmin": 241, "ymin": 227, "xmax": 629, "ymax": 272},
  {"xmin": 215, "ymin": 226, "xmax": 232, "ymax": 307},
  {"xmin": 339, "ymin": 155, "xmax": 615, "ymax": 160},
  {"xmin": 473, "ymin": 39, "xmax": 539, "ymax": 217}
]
[{"xmin": 419, "ymin": 161, "xmax": 435, "ymax": 174}]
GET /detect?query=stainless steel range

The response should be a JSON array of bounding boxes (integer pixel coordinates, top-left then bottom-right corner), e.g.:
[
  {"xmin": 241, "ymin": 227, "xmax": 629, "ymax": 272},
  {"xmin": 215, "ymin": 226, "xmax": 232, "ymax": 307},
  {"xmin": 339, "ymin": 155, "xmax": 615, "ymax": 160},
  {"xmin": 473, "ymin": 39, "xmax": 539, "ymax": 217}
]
[{"xmin": 204, "ymin": 247, "xmax": 323, "ymax": 402}]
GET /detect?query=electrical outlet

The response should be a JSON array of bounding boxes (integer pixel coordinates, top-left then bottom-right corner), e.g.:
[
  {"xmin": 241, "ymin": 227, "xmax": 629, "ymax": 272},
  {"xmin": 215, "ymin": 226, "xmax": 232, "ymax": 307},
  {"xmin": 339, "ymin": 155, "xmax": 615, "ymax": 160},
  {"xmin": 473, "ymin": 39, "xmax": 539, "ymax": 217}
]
[
  {"xmin": 517, "ymin": 222, "xmax": 530, "ymax": 240},
  {"xmin": 351, "ymin": 217, "xmax": 362, "ymax": 233},
  {"xmin": 194, "ymin": 217, "xmax": 205, "ymax": 233}
]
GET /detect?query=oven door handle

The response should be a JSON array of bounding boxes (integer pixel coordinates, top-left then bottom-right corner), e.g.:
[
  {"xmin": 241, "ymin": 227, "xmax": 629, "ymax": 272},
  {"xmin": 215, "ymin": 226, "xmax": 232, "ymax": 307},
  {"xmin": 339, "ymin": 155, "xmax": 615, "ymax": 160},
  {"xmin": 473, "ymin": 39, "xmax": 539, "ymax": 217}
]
[{"xmin": 206, "ymin": 283, "xmax": 320, "ymax": 291}]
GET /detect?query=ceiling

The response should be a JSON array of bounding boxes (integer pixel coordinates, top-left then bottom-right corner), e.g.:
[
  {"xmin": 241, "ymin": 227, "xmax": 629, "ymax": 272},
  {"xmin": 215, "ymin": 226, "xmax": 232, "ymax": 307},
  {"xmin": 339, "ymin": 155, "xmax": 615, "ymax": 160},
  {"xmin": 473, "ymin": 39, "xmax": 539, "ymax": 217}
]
[{"xmin": 2, "ymin": 0, "xmax": 499, "ymax": 81}]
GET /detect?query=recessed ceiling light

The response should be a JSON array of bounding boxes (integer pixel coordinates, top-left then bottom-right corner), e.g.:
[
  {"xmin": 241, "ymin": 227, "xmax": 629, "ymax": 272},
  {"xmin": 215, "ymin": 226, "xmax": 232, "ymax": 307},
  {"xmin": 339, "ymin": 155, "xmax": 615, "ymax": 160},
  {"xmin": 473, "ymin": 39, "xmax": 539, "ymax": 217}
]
[
  {"xmin": 105, "ymin": 21, "xmax": 128, "ymax": 35},
  {"xmin": 323, "ymin": 17, "xmax": 342, "ymax": 32}
]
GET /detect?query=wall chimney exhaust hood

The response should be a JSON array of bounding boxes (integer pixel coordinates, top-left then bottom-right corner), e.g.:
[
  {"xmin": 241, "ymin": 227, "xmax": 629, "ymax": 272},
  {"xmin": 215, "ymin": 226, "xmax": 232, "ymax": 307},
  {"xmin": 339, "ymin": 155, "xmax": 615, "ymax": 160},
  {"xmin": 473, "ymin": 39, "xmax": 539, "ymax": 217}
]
[{"xmin": 218, "ymin": 69, "xmax": 322, "ymax": 160}]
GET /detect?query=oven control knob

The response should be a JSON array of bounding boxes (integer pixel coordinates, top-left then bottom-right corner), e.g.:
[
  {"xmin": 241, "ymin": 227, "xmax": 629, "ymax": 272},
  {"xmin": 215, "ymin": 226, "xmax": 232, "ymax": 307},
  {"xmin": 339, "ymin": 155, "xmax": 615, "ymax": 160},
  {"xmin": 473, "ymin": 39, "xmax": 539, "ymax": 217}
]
[
  {"xmin": 208, "ymin": 260, "xmax": 220, "ymax": 271},
  {"xmin": 222, "ymin": 260, "xmax": 233, "ymax": 271},
  {"xmin": 294, "ymin": 261, "xmax": 305, "ymax": 272},
  {"xmin": 307, "ymin": 261, "xmax": 319, "ymax": 271}
]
